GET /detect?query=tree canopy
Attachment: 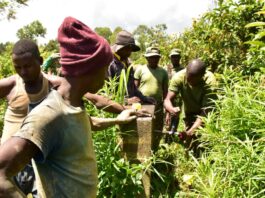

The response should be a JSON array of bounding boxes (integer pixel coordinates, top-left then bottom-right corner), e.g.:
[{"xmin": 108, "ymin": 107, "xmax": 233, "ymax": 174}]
[
  {"xmin": 0, "ymin": 0, "xmax": 29, "ymax": 20},
  {"xmin": 16, "ymin": 20, "xmax": 46, "ymax": 41}
]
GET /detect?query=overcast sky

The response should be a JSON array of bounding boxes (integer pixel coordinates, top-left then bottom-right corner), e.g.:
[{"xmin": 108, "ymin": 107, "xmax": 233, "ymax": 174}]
[{"xmin": 1, "ymin": 0, "xmax": 215, "ymax": 43}]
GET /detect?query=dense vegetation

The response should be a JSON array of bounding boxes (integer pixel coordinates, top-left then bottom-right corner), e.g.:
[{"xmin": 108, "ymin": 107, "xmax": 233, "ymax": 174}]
[{"xmin": 0, "ymin": 0, "xmax": 264, "ymax": 197}]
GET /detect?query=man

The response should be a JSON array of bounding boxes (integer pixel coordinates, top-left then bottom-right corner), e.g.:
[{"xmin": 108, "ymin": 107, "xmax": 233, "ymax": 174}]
[
  {"xmin": 0, "ymin": 16, "xmax": 138, "ymax": 197},
  {"xmin": 134, "ymin": 47, "xmax": 169, "ymax": 150},
  {"xmin": 0, "ymin": 39, "xmax": 60, "ymax": 197},
  {"xmin": 165, "ymin": 49, "xmax": 184, "ymax": 135},
  {"xmin": 164, "ymin": 59, "xmax": 217, "ymax": 151},
  {"xmin": 167, "ymin": 48, "xmax": 184, "ymax": 79},
  {"xmin": 108, "ymin": 30, "xmax": 155, "ymax": 105}
]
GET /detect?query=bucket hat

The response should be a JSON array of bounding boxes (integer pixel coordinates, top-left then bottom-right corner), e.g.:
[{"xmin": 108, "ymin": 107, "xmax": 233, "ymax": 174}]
[{"xmin": 112, "ymin": 30, "xmax": 140, "ymax": 52}]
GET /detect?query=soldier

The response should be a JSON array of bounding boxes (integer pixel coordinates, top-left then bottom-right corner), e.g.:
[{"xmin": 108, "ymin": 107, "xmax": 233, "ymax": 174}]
[
  {"xmin": 165, "ymin": 48, "xmax": 184, "ymax": 137},
  {"xmin": 164, "ymin": 59, "xmax": 217, "ymax": 153},
  {"xmin": 134, "ymin": 47, "xmax": 169, "ymax": 150},
  {"xmin": 167, "ymin": 48, "xmax": 184, "ymax": 79}
]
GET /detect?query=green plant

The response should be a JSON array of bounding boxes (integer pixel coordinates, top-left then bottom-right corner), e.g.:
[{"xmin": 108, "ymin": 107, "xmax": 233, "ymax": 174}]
[
  {"xmin": 244, "ymin": 5, "xmax": 265, "ymax": 74},
  {"xmin": 184, "ymin": 71, "xmax": 265, "ymax": 197}
]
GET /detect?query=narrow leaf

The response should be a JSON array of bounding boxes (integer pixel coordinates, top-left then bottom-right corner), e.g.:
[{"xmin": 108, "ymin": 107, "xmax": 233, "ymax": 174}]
[
  {"xmin": 244, "ymin": 41, "xmax": 265, "ymax": 46},
  {"xmin": 245, "ymin": 22, "xmax": 265, "ymax": 28}
]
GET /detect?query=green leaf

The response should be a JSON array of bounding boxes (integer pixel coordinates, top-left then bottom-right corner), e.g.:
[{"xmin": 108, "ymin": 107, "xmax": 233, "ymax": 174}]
[
  {"xmin": 245, "ymin": 22, "xmax": 265, "ymax": 28},
  {"xmin": 253, "ymin": 31, "xmax": 265, "ymax": 40},
  {"xmin": 260, "ymin": 46, "xmax": 265, "ymax": 51},
  {"xmin": 256, "ymin": 10, "xmax": 265, "ymax": 15},
  {"xmin": 244, "ymin": 41, "xmax": 265, "ymax": 47}
]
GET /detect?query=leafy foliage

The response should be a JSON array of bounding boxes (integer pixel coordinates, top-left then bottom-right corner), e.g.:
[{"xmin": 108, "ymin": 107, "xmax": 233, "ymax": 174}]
[
  {"xmin": 109, "ymin": 26, "xmax": 123, "ymax": 45},
  {"xmin": 94, "ymin": 27, "xmax": 112, "ymax": 43},
  {"xmin": 245, "ymin": 5, "xmax": 265, "ymax": 74},
  {"xmin": 16, "ymin": 20, "xmax": 47, "ymax": 41},
  {"xmin": 0, "ymin": 0, "xmax": 28, "ymax": 20},
  {"xmin": 0, "ymin": 43, "xmax": 14, "ymax": 78},
  {"xmin": 175, "ymin": 0, "xmax": 265, "ymax": 73},
  {"xmin": 132, "ymin": 24, "xmax": 178, "ymax": 65},
  {"xmin": 186, "ymin": 71, "xmax": 265, "ymax": 197}
]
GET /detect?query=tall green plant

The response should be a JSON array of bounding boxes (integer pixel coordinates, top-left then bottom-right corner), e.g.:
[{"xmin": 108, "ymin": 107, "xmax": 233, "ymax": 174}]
[
  {"xmin": 244, "ymin": 5, "xmax": 265, "ymax": 74},
  {"xmin": 183, "ymin": 71, "xmax": 265, "ymax": 197},
  {"xmin": 0, "ymin": 43, "xmax": 14, "ymax": 78}
]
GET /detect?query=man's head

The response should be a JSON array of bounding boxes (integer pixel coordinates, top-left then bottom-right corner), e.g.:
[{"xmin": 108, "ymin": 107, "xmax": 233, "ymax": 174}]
[
  {"xmin": 112, "ymin": 30, "xmax": 140, "ymax": 59},
  {"xmin": 169, "ymin": 48, "xmax": 181, "ymax": 67},
  {"xmin": 144, "ymin": 47, "xmax": 161, "ymax": 68},
  {"xmin": 57, "ymin": 16, "xmax": 113, "ymax": 93},
  {"xmin": 186, "ymin": 59, "xmax": 206, "ymax": 86},
  {"xmin": 12, "ymin": 39, "xmax": 43, "ymax": 83}
]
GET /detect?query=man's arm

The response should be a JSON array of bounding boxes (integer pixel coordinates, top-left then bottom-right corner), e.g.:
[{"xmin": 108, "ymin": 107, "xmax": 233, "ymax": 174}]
[
  {"xmin": 89, "ymin": 109, "xmax": 137, "ymax": 131},
  {"xmin": 134, "ymin": 79, "xmax": 140, "ymax": 88},
  {"xmin": 84, "ymin": 93, "xmax": 127, "ymax": 114},
  {"xmin": 186, "ymin": 117, "xmax": 203, "ymax": 136},
  {"xmin": 164, "ymin": 91, "xmax": 180, "ymax": 115},
  {"xmin": 162, "ymin": 79, "xmax": 168, "ymax": 100},
  {"xmin": 0, "ymin": 137, "xmax": 40, "ymax": 197},
  {"xmin": 0, "ymin": 75, "xmax": 16, "ymax": 99}
]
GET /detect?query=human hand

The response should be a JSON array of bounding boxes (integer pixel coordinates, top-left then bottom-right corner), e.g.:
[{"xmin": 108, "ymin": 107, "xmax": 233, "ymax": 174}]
[
  {"xmin": 135, "ymin": 109, "xmax": 152, "ymax": 117},
  {"xmin": 186, "ymin": 129, "xmax": 195, "ymax": 137},
  {"xmin": 165, "ymin": 112, "xmax": 171, "ymax": 128},
  {"xmin": 127, "ymin": 96, "xmax": 141, "ymax": 105},
  {"xmin": 116, "ymin": 109, "xmax": 137, "ymax": 124},
  {"xmin": 170, "ymin": 107, "xmax": 181, "ymax": 116}
]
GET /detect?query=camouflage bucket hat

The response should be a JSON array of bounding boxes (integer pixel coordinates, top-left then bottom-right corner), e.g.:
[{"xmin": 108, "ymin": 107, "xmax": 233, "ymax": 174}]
[
  {"xmin": 169, "ymin": 48, "xmax": 181, "ymax": 57},
  {"xmin": 144, "ymin": 47, "xmax": 161, "ymax": 57},
  {"xmin": 112, "ymin": 30, "xmax": 140, "ymax": 52}
]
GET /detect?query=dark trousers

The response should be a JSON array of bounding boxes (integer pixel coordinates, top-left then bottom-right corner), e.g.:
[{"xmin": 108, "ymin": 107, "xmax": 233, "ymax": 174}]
[{"xmin": 183, "ymin": 113, "xmax": 203, "ymax": 157}]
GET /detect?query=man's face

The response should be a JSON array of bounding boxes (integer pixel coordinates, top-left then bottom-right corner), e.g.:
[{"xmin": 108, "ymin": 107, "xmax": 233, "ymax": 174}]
[
  {"xmin": 170, "ymin": 55, "xmax": 181, "ymax": 66},
  {"xmin": 12, "ymin": 53, "xmax": 42, "ymax": 84},
  {"xmin": 86, "ymin": 65, "xmax": 108, "ymax": 93},
  {"xmin": 186, "ymin": 71, "xmax": 204, "ymax": 87},
  {"xmin": 147, "ymin": 56, "xmax": 160, "ymax": 68},
  {"xmin": 117, "ymin": 46, "xmax": 132, "ymax": 59}
]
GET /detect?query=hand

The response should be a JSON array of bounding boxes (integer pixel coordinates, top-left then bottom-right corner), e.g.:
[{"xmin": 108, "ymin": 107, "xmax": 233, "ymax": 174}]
[
  {"xmin": 170, "ymin": 107, "xmax": 181, "ymax": 116},
  {"xmin": 127, "ymin": 96, "xmax": 141, "ymax": 105},
  {"xmin": 116, "ymin": 109, "xmax": 137, "ymax": 124},
  {"xmin": 165, "ymin": 112, "xmax": 171, "ymax": 129},
  {"xmin": 186, "ymin": 129, "xmax": 195, "ymax": 137},
  {"xmin": 135, "ymin": 109, "xmax": 152, "ymax": 117}
]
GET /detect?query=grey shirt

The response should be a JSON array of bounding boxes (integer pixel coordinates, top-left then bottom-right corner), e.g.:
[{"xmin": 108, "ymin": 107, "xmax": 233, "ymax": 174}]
[{"xmin": 14, "ymin": 90, "xmax": 97, "ymax": 198}]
